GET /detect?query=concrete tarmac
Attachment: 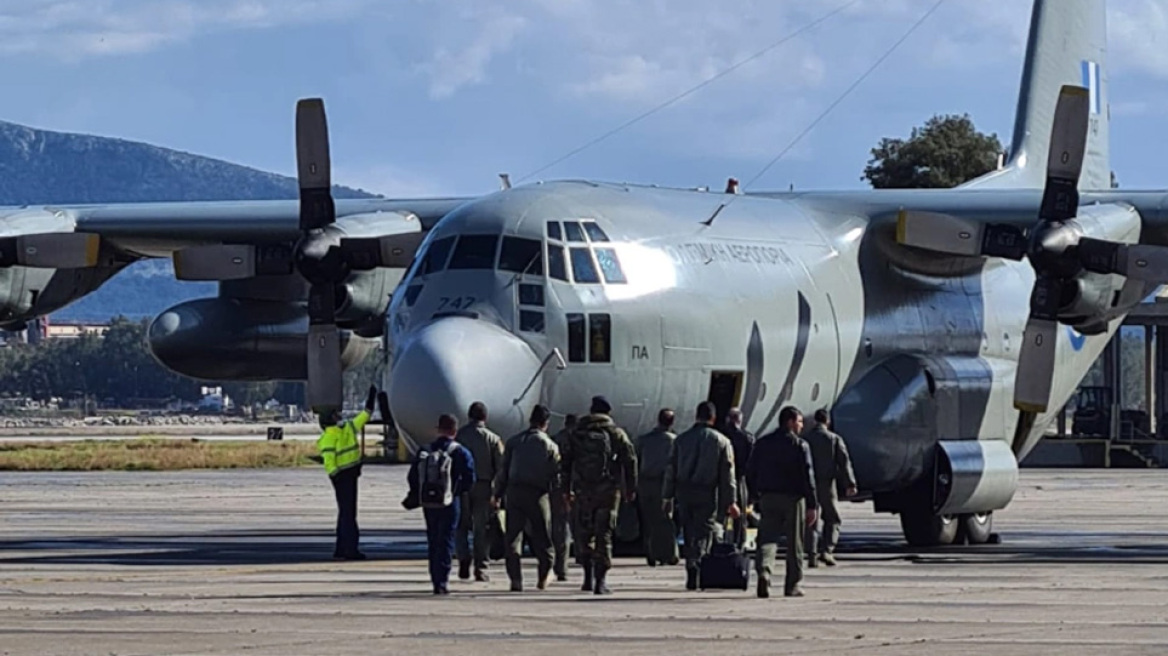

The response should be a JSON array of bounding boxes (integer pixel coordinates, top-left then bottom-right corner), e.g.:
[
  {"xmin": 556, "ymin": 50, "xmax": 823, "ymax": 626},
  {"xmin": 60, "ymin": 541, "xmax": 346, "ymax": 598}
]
[{"xmin": 2, "ymin": 468, "xmax": 1168, "ymax": 655}]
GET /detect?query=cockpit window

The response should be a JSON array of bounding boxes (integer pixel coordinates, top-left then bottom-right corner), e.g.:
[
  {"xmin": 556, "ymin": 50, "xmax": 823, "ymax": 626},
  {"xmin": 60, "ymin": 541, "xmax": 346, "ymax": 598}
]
[
  {"xmin": 563, "ymin": 221, "xmax": 586, "ymax": 242},
  {"xmin": 498, "ymin": 237, "xmax": 543, "ymax": 275},
  {"xmin": 583, "ymin": 222, "xmax": 610, "ymax": 242},
  {"xmin": 593, "ymin": 248, "xmax": 626, "ymax": 284},
  {"xmin": 547, "ymin": 221, "xmax": 562, "ymax": 241},
  {"xmin": 570, "ymin": 247, "xmax": 600, "ymax": 283},
  {"xmin": 419, "ymin": 236, "xmax": 455, "ymax": 275},
  {"xmin": 448, "ymin": 235, "xmax": 499, "ymax": 270},
  {"xmin": 548, "ymin": 244, "xmax": 568, "ymax": 281}
]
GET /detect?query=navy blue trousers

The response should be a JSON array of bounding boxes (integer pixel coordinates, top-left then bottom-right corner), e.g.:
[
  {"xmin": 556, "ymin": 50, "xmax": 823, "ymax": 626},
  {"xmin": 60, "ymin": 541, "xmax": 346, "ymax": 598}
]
[
  {"xmin": 330, "ymin": 467, "xmax": 360, "ymax": 557},
  {"xmin": 424, "ymin": 504, "xmax": 461, "ymax": 592}
]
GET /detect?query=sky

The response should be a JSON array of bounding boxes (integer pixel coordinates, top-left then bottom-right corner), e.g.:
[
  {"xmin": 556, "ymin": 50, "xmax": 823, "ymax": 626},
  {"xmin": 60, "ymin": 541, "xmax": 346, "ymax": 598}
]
[{"xmin": 1, "ymin": 0, "xmax": 1168, "ymax": 197}]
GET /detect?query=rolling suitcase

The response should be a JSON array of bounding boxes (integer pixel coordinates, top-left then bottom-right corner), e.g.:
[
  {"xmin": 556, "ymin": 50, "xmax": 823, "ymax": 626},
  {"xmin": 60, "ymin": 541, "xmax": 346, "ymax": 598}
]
[{"xmin": 698, "ymin": 529, "xmax": 750, "ymax": 591}]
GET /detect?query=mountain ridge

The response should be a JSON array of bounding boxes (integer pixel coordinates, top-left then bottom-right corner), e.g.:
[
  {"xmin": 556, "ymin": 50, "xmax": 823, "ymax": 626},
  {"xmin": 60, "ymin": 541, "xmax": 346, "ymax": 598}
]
[{"xmin": 0, "ymin": 119, "xmax": 380, "ymax": 322}]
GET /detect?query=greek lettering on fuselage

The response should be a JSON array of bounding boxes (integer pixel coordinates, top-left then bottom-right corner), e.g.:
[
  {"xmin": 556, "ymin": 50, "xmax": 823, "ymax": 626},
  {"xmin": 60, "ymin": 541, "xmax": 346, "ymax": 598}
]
[{"xmin": 664, "ymin": 242, "xmax": 791, "ymax": 267}]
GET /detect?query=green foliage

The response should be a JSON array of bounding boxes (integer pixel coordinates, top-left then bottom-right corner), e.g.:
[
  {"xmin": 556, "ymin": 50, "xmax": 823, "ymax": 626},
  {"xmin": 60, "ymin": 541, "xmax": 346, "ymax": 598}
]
[
  {"xmin": 863, "ymin": 114, "xmax": 1003, "ymax": 189},
  {"xmin": 0, "ymin": 317, "xmax": 201, "ymax": 406},
  {"xmin": 0, "ymin": 318, "xmax": 385, "ymax": 411}
]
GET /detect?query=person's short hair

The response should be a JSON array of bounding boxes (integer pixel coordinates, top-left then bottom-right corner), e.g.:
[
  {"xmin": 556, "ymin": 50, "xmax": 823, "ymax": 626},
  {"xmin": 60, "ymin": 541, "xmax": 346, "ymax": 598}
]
[
  {"xmin": 530, "ymin": 404, "xmax": 551, "ymax": 426},
  {"xmin": 438, "ymin": 414, "xmax": 458, "ymax": 432},
  {"xmin": 468, "ymin": 401, "xmax": 488, "ymax": 422},
  {"xmin": 696, "ymin": 401, "xmax": 716, "ymax": 422},
  {"xmin": 564, "ymin": 413, "xmax": 578, "ymax": 428},
  {"xmin": 658, "ymin": 408, "xmax": 675, "ymax": 428},
  {"xmin": 814, "ymin": 408, "xmax": 830, "ymax": 424},
  {"xmin": 727, "ymin": 407, "xmax": 743, "ymax": 425},
  {"xmin": 778, "ymin": 406, "xmax": 802, "ymax": 427},
  {"xmin": 591, "ymin": 395, "xmax": 612, "ymax": 414}
]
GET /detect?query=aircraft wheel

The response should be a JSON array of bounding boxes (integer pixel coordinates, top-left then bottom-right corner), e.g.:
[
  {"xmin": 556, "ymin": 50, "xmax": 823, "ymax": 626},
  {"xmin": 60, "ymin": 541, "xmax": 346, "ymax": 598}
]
[
  {"xmin": 958, "ymin": 512, "xmax": 993, "ymax": 545},
  {"xmin": 899, "ymin": 509, "xmax": 958, "ymax": 547}
]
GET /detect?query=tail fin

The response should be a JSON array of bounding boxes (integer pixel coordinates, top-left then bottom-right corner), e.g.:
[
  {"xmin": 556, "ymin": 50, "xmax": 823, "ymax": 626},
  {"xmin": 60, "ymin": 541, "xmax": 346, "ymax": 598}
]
[{"xmin": 962, "ymin": 0, "xmax": 1109, "ymax": 191}]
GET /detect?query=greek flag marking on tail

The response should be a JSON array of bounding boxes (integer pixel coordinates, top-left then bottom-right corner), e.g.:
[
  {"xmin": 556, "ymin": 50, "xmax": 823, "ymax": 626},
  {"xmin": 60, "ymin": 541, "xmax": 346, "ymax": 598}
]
[{"xmin": 1081, "ymin": 60, "xmax": 1101, "ymax": 115}]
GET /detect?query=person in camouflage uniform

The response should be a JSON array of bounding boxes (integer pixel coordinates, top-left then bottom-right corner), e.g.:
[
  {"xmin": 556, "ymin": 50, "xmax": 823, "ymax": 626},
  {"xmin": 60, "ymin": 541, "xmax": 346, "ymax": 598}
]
[
  {"xmin": 663, "ymin": 401, "xmax": 739, "ymax": 591},
  {"xmin": 636, "ymin": 408, "xmax": 679, "ymax": 567},
  {"xmin": 550, "ymin": 414, "xmax": 577, "ymax": 581},
  {"xmin": 561, "ymin": 396, "xmax": 637, "ymax": 595},
  {"xmin": 454, "ymin": 401, "xmax": 504, "ymax": 582}
]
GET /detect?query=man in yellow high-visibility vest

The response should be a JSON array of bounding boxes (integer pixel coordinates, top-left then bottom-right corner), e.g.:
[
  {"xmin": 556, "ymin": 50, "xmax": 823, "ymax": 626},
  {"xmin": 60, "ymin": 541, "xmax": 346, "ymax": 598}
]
[{"xmin": 318, "ymin": 386, "xmax": 377, "ymax": 560}]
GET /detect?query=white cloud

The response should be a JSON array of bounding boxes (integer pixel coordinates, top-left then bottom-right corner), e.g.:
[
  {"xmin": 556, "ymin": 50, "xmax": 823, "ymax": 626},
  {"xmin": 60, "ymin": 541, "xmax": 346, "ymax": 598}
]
[
  {"xmin": 0, "ymin": 0, "xmax": 375, "ymax": 61},
  {"xmin": 417, "ymin": 8, "xmax": 527, "ymax": 99}
]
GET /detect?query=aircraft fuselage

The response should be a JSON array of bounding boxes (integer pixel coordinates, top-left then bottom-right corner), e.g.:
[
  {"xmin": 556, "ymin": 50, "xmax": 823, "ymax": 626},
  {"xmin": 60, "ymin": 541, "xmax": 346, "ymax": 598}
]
[{"xmin": 385, "ymin": 182, "xmax": 1140, "ymax": 506}]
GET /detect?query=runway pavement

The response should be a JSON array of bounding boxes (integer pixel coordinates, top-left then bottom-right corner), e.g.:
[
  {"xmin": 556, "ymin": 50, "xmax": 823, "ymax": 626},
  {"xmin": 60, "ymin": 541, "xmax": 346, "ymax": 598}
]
[{"xmin": 2, "ymin": 467, "xmax": 1168, "ymax": 655}]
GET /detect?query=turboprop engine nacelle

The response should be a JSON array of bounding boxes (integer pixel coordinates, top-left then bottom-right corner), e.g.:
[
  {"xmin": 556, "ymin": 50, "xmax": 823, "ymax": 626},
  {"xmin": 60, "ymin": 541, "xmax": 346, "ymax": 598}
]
[{"xmin": 147, "ymin": 297, "xmax": 377, "ymax": 381}]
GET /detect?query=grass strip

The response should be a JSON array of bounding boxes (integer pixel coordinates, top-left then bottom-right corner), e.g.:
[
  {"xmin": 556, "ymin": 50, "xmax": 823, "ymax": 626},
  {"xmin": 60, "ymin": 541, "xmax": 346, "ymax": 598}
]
[{"xmin": 0, "ymin": 439, "xmax": 332, "ymax": 471}]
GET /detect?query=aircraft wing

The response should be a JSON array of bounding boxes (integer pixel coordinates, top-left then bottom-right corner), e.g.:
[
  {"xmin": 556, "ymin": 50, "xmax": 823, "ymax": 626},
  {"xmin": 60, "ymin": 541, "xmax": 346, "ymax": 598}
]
[{"xmin": 1, "ymin": 197, "xmax": 473, "ymax": 259}]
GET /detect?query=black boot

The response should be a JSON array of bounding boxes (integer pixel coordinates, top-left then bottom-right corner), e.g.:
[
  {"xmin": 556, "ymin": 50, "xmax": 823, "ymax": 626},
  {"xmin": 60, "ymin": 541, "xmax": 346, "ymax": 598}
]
[
  {"xmin": 581, "ymin": 562, "xmax": 594, "ymax": 592},
  {"xmin": 458, "ymin": 560, "xmax": 471, "ymax": 581},
  {"xmin": 593, "ymin": 566, "xmax": 612, "ymax": 595},
  {"xmin": 685, "ymin": 566, "xmax": 699, "ymax": 591}
]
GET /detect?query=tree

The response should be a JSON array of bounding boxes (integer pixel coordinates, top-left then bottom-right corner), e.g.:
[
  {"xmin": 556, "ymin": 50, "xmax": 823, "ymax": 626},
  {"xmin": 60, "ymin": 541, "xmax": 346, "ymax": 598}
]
[{"xmin": 863, "ymin": 114, "xmax": 1003, "ymax": 189}]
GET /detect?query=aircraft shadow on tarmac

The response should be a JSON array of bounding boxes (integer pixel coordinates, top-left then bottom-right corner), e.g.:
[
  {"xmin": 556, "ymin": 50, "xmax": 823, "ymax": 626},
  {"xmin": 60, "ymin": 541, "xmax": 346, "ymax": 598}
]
[
  {"xmin": 0, "ymin": 528, "xmax": 432, "ymax": 566},
  {"xmin": 6, "ymin": 529, "xmax": 1168, "ymax": 567}
]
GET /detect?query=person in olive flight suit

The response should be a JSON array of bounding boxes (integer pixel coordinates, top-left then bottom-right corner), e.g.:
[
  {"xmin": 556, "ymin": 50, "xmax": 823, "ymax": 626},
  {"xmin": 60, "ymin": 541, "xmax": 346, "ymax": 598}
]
[
  {"xmin": 663, "ymin": 401, "xmax": 739, "ymax": 591},
  {"xmin": 748, "ymin": 406, "xmax": 819, "ymax": 598},
  {"xmin": 636, "ymin": 408, "xmax": 679, "ymax": 567},
  {"xmin": 494, "ymin": 405, "xmax": 561, "ymax": 592},
  {"xmin": 454, "ymin": 401, "xmax": 504, "ymax": 582},
  {"xmin": 550, "ymin": 414, "xmax": 577, "ymax": 581},
  {"xmin": 803, "ymin": 408, "xmax": 858, "ymax": 567},
  {"xmin": 722, "ymin": 407, "xmax": 755, "ymax": 550},
  {"xmin": 561, "ymin": 396, "xmax": 637, "ymax": 595}
]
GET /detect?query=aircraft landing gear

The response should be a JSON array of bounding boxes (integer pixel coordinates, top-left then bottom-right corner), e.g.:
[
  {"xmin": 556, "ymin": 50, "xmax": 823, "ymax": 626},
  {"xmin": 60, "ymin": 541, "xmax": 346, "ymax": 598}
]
[
  {"xmin": 958, "ymin": 512, "xmax": 993, "ymax": 545},
  {"xmin": 900, "ymin": 509, "xmax": 995, "ymax": 546},
  {"xmin": 899, "ymin": 508, "xmax": 958, "ymax": 547}
]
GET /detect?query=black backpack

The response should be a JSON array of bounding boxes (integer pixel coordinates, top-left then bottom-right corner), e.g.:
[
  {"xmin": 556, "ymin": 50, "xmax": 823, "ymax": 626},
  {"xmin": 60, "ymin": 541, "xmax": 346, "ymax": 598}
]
[{"xmin": 417, "ymin": 443, "xmax": 458, "ymax": 509}]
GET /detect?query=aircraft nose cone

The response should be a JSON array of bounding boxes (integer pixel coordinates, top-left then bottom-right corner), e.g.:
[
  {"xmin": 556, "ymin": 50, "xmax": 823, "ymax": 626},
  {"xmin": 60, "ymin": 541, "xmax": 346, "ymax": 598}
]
[{"xmin": 388, "ymin": 317, "xmax": 543, "ymax": 445}]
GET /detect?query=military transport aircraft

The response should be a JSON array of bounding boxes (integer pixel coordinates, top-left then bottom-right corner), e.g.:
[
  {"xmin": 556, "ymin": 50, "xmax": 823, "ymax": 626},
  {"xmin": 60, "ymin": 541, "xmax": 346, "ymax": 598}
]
[{"xmin": 0, "ymin": 0, "xmax": 1161, "ymax": 547}]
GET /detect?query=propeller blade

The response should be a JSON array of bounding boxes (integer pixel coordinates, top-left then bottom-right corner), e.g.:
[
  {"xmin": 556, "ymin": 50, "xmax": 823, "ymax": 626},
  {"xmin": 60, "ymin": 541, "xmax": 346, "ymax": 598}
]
[
  {"xmin": 895, "ymin": 211, "xmax": 1027, "ymax": 260},
  {"xmin": 172, "ymin": 244, "xmax": 295, "ymax": 281},
  {"xmin": 173, "ymin": 245, "xmax": 256, "ymax": 281},
  {"xmin": 1015, "ymin": 316, "xmax": 1059, "ymax": 414},
  {"xmin": 1011, "ymin": 410, "xmax": 1038, "ymax": 457},
  {"xmin": 339, "ymin": 232, "xmax": 427, "ymax": 271},
  {"xmin": 1078, "ymin": 236, "xmax": 1168, "ymax": 283},
  {"xmin": 1038, "ymin": 85, "xmax": 1090, "ymax": 223},
  {"xmin": 1014, "ymin": 276, "xmax": 1064, "ymax": 414},
  {"xmin": 0, "ymin": 233, "xmax": 100, "ymax": 268},
  {"xmin": 1122, "ymin": 245, "xmax": 1168, "ymax": 282},
  {"xmin": 305, "ymin": 283, "xmax": 343, "ymax": 412},
  {"xmin": 296, "ymin": 98, "xmax": 335, "ymax": 232}
]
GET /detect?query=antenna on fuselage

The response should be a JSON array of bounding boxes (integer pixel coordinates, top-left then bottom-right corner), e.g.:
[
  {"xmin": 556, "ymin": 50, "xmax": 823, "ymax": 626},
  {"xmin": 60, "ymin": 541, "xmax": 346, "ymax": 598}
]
[
  {"xmin": 702, "ymin": 178, "xmax": 740, "ymax": 226},
  {"xmin": 499, "ymin": 173, "xmax": 512, "ymax": 190}
]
